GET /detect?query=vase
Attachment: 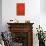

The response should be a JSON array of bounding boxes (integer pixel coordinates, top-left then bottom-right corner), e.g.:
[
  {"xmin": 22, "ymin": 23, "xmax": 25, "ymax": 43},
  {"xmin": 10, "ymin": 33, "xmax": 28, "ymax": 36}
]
[{"xmin": 39, "ymin": 40, "xmax": 45, "ymax": 46}]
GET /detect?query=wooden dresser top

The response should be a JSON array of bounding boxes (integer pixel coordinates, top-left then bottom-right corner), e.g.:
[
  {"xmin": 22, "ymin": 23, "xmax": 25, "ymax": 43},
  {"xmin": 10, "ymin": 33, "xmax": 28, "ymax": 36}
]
[{"xmin": 7, "ymin": 23, "xmax": 34, "ymax": 25}]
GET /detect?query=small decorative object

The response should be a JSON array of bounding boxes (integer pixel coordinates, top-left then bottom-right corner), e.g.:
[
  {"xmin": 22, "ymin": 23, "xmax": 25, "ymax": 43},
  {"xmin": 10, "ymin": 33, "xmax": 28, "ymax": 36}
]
[
  {"xmin": 9, "ymin": 19, "xmax": 19, "ymax": 23},
  {"xmin": 25, "ymin": 20, "xmax": 30, "ymax": 23},
  {"xmin": 36, "ymin": 25, "xmax": 46, "ymax": 46},
  {"xmin": 10, "ymin": 20, "xmax": 13, "ymax": 21},
  {"xmin": 9, "ymin": 19, "xmax": 14, "ymax": 23},
  {"xmin": 14, "ymin": 19, "xmax": 19, "ymax": 23},
  {"xmin": 16, "ymin": 3, "xmax": 25, "ymax": 16}
]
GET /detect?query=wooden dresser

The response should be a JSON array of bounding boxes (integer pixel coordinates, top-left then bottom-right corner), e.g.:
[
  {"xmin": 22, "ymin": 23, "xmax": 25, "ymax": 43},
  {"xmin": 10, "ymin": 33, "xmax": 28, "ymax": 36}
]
[{"xmin": 7, "ymin": 23, "xmax": 34, "ymax": 46}]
